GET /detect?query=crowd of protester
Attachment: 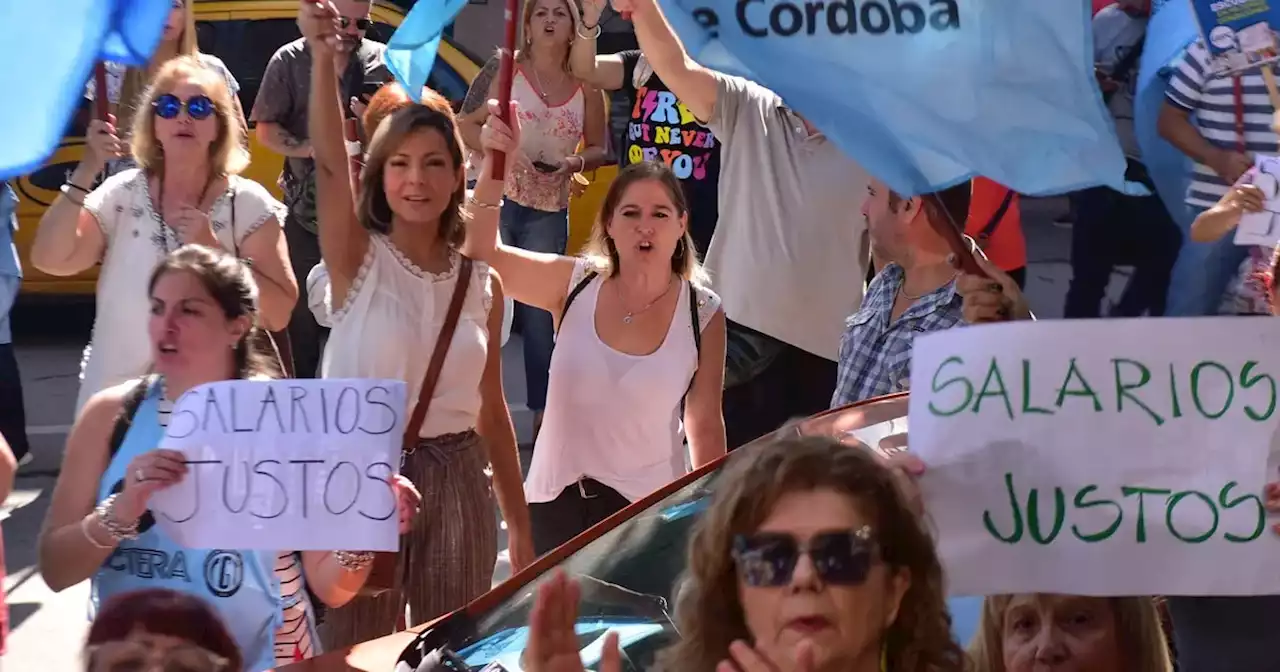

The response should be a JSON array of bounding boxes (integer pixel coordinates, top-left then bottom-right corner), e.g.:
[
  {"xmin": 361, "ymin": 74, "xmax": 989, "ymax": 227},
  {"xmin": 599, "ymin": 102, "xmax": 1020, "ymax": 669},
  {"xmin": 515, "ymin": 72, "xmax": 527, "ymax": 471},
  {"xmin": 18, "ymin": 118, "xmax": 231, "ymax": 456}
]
[{"xmin": 2, "ymin": 0, "xmax": 1279, "ymax": 669}]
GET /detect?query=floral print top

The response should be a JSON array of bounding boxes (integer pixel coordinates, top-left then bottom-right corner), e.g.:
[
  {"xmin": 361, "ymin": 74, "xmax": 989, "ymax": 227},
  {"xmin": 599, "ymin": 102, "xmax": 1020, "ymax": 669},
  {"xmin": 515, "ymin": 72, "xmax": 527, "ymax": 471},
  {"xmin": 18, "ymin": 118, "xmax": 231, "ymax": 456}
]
[{"xmin": 504, "ymin": 66, "xmax": 585, "ymax": 213}]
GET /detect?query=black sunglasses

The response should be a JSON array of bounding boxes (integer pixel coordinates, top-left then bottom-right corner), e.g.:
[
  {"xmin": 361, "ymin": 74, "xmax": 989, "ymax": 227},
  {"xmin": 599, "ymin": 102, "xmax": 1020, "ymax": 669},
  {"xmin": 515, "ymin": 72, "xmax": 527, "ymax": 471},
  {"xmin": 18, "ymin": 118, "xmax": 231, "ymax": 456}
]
[
  {"xmin": 153, "ymin": 93, "xmax": 215, "ymax": 120},
  {"xmin": 732, "ymin": 526, "xmax": 876, "ymax": 587},
  {"xmin": 338, "ymin": 16, "xmax": 373, "ymax": 30}
]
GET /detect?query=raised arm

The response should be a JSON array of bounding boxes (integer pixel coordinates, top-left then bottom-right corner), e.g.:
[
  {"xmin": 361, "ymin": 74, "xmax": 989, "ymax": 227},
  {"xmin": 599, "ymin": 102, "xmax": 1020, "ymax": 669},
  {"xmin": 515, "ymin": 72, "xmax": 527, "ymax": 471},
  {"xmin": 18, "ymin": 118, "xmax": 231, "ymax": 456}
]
[
  {"xmin": 466, "ymin": 101, "xmax": 577, "ymax": 317},
  {"xmin": 569, "ymin": 0, "xmax": 628, "ymax": 90},
  {"xmin": 30, "ymin": 118, "xmax": 118, "ymax": 276},
  {"xmin": 615, "ymin": 0, "xmax": 719, "ymax": 122},
  {"xmin": 301, "ymin": 1, "xmax": 370, "ymax": 309},
  {"xmin": 458, "ymin": 58, "xmax": 500, "ymax": 154}
]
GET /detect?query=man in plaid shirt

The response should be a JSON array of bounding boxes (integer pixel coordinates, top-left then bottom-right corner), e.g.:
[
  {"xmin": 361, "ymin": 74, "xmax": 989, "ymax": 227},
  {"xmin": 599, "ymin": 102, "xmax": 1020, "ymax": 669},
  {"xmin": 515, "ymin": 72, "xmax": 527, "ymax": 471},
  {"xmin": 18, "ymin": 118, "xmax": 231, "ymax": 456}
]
[{"xmin": 832, "ymin": 177, "xmax": 1024, "ymax": 407}]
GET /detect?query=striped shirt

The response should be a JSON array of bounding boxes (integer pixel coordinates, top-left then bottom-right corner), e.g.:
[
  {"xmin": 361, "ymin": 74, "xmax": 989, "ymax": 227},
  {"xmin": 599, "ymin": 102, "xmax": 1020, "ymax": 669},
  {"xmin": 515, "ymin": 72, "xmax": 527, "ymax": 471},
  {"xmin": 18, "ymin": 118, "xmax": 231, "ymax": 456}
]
[{"xmin": 1166, "ymin": 39, "xmax": 1280, "ymax": 209}]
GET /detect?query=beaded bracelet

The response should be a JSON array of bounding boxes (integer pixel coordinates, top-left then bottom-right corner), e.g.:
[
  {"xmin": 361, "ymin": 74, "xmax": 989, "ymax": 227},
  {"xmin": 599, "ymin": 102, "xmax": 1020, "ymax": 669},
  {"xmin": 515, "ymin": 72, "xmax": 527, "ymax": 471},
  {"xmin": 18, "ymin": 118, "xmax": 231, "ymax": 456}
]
[
  {"xmin": 80, "ymin": 516, "xmax": 115, "ymax": 550},
  {"xmin": 94, "ymin": 494, "xmax": 141, "ymax": 542},
  {"xmin": 334, "ymin": 550, "xmax": 375, "ymax": 572}
]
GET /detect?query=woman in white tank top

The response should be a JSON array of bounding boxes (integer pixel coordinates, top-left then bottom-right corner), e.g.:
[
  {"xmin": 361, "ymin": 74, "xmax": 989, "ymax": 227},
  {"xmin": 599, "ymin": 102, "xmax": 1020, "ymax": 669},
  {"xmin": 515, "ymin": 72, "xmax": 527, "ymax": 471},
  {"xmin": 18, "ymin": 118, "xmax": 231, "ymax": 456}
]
[
  {"xmin": 470, "ymin": 108, "xmax": 728, "ymax": 555},
  {"xmin": 459, "ymin": 0, "xmax": 610, "ymax": 442}
]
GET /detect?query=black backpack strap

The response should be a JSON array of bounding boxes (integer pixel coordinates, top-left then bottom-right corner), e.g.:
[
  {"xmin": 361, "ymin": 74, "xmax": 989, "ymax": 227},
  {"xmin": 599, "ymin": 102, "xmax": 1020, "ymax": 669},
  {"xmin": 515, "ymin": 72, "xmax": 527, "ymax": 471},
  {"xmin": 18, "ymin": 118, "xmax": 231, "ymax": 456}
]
[
  {"xmin": 108, "ymin": 376, "xmax": 153, "ymax": 459},
  {"xmin": 559, "ymin": 271, "xmax": 598, "ymax": 326},
  {"xmin": 682, "ymin": 282, "xmax": 703, "ymax": 403},
  {"xmin": 977, "ymin": 189, "xmax": 1016, "ymax": 247}
]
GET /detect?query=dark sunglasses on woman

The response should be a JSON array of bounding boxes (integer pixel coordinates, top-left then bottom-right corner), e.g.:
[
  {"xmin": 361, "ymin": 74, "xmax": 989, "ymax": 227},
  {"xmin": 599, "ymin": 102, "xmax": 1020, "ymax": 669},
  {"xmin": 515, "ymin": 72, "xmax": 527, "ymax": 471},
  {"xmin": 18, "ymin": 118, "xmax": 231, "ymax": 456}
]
[
  {"xmin": 86, "ymin": 639, "xmax": 230, "ymax": 672},
  {"xmin": 732, "ymin": 525, "xmax": 877, "ymax": 587},
  {"xmin": 152, "ymin": 94, "xmax": 215, "ymax": 121}
]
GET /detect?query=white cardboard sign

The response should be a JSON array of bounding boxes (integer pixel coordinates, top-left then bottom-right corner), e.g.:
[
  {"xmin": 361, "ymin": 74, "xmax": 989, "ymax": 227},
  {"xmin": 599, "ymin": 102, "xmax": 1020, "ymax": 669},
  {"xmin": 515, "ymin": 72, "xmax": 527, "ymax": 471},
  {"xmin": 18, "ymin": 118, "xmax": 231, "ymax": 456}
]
[
  {"xmin": 150, "ymin": 379, "xmax": 407, "ymax": 552},
  {"xmin": 1236, "ymin": 156, "xmax": 1280, "ymax": 247},
  {"xmin": 907, "ymin": 318, "xmax": 1280, "ymax": 596}
]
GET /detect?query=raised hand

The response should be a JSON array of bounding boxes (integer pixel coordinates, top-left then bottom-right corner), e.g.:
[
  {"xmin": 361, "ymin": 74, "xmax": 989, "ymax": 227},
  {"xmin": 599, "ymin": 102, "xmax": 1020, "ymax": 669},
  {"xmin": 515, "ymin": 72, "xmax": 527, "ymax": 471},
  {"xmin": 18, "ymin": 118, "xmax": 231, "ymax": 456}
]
[
  {"xmin": 522, "ymin": 571, "xmax": 622, "ymax": 672},
  {"xmin": 85, "ymin": 116, "xmax": 125, "ymax": 170},
  {"xmin": 116, "ymin": 449, "xmax": 189, "ymax": 524}
]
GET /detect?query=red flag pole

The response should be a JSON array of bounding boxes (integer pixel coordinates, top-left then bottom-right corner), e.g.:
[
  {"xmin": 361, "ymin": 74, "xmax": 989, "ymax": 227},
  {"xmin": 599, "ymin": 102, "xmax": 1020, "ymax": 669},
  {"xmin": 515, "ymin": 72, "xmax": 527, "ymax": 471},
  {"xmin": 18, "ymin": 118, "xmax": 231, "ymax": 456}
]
[
  {"xmin": 491, "ymin": 0, "xmax": 521, "ymax": 179},
  {"xmin": 93, "ymin": 63, "xmax": 110, "ymax": 121}
]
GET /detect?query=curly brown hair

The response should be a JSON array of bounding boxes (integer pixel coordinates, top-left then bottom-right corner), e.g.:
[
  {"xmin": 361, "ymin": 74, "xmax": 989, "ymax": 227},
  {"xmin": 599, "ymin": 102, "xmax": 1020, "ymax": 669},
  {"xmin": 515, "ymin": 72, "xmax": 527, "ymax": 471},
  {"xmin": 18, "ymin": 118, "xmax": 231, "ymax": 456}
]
[{"xmin": 660, "ymin": 433, "xmax": 965, "ymax": 672}]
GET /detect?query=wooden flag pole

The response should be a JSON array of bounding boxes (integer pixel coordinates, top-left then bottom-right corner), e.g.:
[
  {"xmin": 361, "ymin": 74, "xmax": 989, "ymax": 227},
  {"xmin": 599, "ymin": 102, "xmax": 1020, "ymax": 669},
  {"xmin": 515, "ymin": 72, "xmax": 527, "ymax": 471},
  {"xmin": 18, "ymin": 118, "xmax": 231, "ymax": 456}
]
[
  {"xmin": 93, "ymin": 63, "xmax": 110, "ymax": 121},
  {"xmin": 491, "ymin": 0, "xmax": 521, "ymax": 179}
]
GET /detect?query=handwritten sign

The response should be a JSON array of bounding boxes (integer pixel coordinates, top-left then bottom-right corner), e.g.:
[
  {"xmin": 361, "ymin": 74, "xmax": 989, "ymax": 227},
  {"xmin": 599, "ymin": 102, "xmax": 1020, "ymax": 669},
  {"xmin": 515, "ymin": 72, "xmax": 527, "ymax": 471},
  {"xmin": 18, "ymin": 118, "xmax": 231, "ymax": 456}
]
[
  {"xmin": 150, "ymin": 379, "xmax": 407, "ymax": 552},
  {"xmin": 1235, "ymin": 156, "xmax": 1280, "ymax": 246},
  {"xmin": 907, "ymin": 319, "xmax": 1280, "ymax": 596},
  {"xmin": 1191, "ymin": 0, "xmax": 1280, "ymax": 76}
]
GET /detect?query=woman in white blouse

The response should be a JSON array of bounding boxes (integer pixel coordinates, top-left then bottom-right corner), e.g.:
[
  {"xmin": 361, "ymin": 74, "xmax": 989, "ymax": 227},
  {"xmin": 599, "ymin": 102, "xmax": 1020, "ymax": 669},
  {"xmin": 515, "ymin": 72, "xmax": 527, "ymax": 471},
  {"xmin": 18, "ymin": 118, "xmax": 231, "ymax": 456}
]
[
  {"xmin": 472, "ymin": 102, "xmax": 728, "ymax": 555},
  {"xmin": 299, "ymin": 1, "xmax": 533, "ymax": 650},
  {"xmin": 30, "ymin": 56, "xmax": 296, "ymax": 413}
]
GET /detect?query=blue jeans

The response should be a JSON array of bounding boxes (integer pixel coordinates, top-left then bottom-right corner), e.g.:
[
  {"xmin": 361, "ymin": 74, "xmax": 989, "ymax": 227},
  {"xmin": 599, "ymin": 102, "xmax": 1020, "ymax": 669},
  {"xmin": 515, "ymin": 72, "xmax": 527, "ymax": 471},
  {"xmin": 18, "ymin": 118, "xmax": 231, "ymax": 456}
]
[
  {"xmin": 500, "ymin": 201, "xmax": 568, "ymax": 411},
  {"xmin": 1165, "ymin": 204, "xmax": 1250, "ymax": 316}
]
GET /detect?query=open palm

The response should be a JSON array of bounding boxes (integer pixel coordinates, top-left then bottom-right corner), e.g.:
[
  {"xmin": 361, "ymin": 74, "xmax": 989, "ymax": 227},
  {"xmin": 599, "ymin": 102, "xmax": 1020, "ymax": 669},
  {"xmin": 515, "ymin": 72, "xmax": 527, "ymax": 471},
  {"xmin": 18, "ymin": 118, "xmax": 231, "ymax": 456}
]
[{"xmin": 523, "ymin": 571, "xmax": 621, "ymax": 672}]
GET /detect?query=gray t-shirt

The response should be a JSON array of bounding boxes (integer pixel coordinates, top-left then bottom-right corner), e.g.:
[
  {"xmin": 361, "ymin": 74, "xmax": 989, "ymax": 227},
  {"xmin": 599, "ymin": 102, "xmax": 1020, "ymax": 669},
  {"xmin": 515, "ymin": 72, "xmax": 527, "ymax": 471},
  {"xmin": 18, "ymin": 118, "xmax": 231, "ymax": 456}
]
[
  {"xmin": 1092, "ymin": 5, "xmax": 1145, "ymax": 159},
  {"xmin": 250, "ymin": 38, "xmax": 390, "ymax": 233},
  {"xmin": 702, "ymin": 74, "xmax": 869, "ymax": 361}
]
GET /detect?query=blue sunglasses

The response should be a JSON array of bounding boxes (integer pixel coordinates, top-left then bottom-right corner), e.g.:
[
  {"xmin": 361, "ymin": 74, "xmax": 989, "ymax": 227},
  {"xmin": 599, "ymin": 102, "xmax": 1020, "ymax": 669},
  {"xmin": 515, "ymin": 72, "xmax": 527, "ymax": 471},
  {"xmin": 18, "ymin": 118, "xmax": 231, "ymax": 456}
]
[{"xmin": 153, "ymin": 93, "xmax": 215, "ymax": 120}]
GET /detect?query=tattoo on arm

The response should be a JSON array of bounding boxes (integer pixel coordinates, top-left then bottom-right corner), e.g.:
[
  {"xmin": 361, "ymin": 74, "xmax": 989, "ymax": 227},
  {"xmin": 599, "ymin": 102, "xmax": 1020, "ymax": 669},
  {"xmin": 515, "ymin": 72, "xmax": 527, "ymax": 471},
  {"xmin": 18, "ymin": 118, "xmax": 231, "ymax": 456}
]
[{"xmin": 462, "ymin": 58, "xmax": 501, "ymax": 115}]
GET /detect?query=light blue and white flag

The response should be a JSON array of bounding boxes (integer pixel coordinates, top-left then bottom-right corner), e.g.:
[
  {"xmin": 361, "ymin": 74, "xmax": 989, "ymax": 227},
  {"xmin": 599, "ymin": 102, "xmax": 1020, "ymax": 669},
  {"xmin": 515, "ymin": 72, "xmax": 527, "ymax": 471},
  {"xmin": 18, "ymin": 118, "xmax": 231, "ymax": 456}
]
[
  {"xmin": 386, "ymin": 0, "xmax": 471, "ymax": 99},
  {"xmin": 655, "ymin": 0, "xmax": 1129, "ymax": 196},
  {"xmin": 0, "ymin": 0, "xmax": 169, "ymax": 179},
  {"xmin": 1136, "ymin": 0, "xmax": 1207, "ymax": 229}
]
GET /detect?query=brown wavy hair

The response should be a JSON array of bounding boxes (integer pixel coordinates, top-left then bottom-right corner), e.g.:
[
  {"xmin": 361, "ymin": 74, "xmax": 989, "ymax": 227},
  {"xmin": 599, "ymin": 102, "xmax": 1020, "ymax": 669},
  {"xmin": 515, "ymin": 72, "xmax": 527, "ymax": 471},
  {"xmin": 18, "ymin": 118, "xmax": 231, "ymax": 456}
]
[
  {"xmin": 357, "ymin": 102, "xmax": 466, "ymax": 247},
  {"xmin": 967, "ymin": 595, "xmax": 1172, "ymax": 672},
  {"xmin": 660, "ymin": 433, "xmax": 965, "ymax": 672},
  {"xmin": 582, "ymin": 161, "xmax": 708, "ymax": 285},
  {"xmin": 87, "ymin": 588, "xmax": 241, "ymax": 671}
]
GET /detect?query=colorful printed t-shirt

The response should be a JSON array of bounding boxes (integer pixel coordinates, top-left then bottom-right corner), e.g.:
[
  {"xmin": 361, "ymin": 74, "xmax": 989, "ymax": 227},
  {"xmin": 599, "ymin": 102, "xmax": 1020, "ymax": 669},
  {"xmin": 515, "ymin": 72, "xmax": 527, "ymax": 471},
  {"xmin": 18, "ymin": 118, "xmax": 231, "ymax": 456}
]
[{"xmin": 617, "ymin": 51, "xmax": 722, "ymax": 257}]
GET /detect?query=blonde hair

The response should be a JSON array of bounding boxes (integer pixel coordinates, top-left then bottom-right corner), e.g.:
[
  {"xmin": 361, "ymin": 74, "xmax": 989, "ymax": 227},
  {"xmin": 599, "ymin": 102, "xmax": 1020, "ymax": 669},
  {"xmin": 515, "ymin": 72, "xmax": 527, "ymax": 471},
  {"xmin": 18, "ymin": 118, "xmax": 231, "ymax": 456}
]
[
  {"xmin": 967, "ymin": 595, "xmax": 1172, "ymax": 672},
  {"xmin": 117, "ymin": 0, "xmax": 199, "ymax": 132},
  {"xmin": 513, "ymin": 0, "xmax": 580, "ymax": 72},
  {"xmin": 130, "ymin": 56, "xmax": 249, "ymax": 177},
  {"xmin": 581, "ymin": 161, "xmax": 709, "ymax": 286}
]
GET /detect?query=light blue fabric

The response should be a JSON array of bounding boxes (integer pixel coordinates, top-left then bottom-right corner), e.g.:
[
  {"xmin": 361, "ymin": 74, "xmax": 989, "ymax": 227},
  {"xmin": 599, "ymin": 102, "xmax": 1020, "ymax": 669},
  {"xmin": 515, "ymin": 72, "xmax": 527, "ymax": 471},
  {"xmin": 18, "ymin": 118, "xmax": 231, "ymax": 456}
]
[
  {"xmin": 653, "ymin": 0, "xmax": 1129, "ymax": 196},
  {"xmin": 947, "ymin": 595, "xmax": 983, "ymax": 646},
  {"xmin": 0, "ymin": 0, "xmax": 169, "ymax": 179},
  {"xmin": 0, "ymin": 183, "xmax": 18, "ymax": 279},
  {"xmin": 385, "ymin": 0, "xmax": 469, "ymax": 99},
  {"xmin": 92, "ymin": 380, "xmax": 282, "ymax": 672}
]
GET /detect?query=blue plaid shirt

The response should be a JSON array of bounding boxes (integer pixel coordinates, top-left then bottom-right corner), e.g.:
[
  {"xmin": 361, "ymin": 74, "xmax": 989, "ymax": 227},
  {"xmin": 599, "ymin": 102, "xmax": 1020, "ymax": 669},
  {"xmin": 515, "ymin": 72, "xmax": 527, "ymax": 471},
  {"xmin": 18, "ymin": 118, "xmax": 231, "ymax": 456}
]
[{"xmin": 831, "ymin": 264, "xmax": 964, "ymax": 407}]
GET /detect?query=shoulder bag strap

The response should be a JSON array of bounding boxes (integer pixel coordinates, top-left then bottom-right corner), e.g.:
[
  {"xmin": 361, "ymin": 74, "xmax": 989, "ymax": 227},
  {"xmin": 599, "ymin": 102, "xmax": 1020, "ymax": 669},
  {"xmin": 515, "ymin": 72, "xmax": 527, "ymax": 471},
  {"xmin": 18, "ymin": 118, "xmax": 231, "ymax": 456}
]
[
  {"xmin": 402, "ymin": 257, "xmax": 473, "ymax": 446},
  {"xmin": 109, "ymin": 375, "xmax": 155, "ymax": 459},
  {"xmin": 976, "ymin": 189, "xmax": 1016, "ymax": 248},
  {"xmin": 681, "ymin": 282, "xmax": 702, "ymax": 403}
]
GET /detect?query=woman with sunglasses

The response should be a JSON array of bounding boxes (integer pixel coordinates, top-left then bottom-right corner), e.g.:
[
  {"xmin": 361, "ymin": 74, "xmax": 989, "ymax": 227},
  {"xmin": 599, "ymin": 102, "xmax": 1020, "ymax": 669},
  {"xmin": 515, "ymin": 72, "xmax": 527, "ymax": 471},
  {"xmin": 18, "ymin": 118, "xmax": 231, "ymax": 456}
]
[
  {"xmin": 30, "ymin": 56, "xmax": 297, "ymax": 414},
  {"xmin": 85, "ymin": 0, "xmax": 248, "ymax": 175},
  {"xmin": 522, "ymin": 434, "xmax": 966, "ymax": 672}
]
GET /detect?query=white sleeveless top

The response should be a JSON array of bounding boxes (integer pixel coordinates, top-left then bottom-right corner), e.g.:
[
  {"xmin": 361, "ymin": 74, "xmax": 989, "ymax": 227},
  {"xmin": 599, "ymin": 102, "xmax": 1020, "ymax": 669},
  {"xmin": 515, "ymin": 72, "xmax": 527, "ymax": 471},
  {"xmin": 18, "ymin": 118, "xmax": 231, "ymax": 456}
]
[
  {"xmin": 77, "ymin": 170, "xmax": 286, "ymax": 412},
  {"xmin": 525, "ymin": 259, "xmax": 720, "ymax": 504},
  {"xmin": 322, "ymin": 235, "xmax": 492, "ymax": 438}
]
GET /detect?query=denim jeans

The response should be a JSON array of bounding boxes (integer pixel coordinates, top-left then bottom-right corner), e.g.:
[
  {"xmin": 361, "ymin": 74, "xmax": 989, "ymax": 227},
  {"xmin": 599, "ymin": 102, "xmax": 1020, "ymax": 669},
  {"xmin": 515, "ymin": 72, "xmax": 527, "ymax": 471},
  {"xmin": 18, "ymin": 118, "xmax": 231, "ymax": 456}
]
[
  {"xmin": 500, "ymin": 201, "xmax": 568, "ymax": 411},
  {"xmin": 1165, "ymin": 204, "xmax": 1250, "ymax": 316}
]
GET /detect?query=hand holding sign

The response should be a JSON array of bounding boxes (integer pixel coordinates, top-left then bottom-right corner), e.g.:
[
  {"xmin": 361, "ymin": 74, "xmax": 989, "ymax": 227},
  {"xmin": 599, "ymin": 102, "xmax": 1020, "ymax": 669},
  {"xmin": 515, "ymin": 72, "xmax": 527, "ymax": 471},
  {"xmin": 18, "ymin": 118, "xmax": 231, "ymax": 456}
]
[
  {"xmin": 149, "ymin": 379, "xmax": 409, "ymax": 552},
  {"xmin": 115, "ymin": 449, "xmax": 190, "ymax": 524}
]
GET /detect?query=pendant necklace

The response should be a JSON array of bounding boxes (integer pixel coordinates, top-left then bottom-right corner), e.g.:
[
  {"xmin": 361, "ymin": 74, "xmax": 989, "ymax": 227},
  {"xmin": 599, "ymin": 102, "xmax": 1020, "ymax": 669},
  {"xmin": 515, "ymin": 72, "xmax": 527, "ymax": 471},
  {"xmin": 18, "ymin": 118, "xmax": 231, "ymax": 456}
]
[{"xmin": 616, "ymin": 276, "xmax": 677, "ymax": 324}]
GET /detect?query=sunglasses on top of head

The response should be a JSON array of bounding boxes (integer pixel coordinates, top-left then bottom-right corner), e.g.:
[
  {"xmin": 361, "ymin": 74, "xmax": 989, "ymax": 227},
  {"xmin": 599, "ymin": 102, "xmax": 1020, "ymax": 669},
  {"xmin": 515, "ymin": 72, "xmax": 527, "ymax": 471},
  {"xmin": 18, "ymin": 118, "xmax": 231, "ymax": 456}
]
[
  {"xmin": 338, "ymin": 16, "xmax": 372, "ymax": 30},
  {"xmin": 152, "ymin": 93, "xmax": 215, "ymax": 121},
  {"xmin": 732, "ymin": 525, "xmax": 877, "ymax": 587}
]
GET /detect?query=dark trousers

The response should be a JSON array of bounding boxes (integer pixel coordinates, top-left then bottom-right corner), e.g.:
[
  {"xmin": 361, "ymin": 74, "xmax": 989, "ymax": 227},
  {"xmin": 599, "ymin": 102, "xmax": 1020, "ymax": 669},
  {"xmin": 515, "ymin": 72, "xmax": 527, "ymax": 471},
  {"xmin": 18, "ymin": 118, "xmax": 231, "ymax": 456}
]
[
  {"xmin": 0, "ymin": 343, "xmax": 28, "ymax": 461},
  {"xmin": 1063, "ymin": 182, "xmax": 1182, "ymax": 318},
  {"xmin": 722, "ymin": 323, "xmax": 837, "ymax": 450},
  {"xmin": 283, "ymin": 220, "xmax": 329, "ymax": 379},
  {"xmin": 530, "ymin": 479, "xmax": 630, "ymax": 555}
]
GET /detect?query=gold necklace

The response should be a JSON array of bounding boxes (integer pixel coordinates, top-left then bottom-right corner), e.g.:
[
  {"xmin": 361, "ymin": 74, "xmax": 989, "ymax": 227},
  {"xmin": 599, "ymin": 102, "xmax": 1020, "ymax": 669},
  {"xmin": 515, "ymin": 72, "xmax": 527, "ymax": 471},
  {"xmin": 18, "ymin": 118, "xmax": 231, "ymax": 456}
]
[{"xmin": 615, "ymin": 276, "xmax": 677, "ymax": 324}]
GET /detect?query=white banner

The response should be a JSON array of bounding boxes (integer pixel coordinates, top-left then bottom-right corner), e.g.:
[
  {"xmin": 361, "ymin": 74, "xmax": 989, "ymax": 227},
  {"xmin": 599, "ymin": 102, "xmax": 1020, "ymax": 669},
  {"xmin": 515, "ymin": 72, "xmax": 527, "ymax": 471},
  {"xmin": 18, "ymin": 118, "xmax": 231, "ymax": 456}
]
[
  {"xmin": 150, "ymin": 379, "xmax": 406, "ymax": 552},
  {"xmin": 908, "ymin": 318, "xmax": 1280, "ymax": 596}
]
